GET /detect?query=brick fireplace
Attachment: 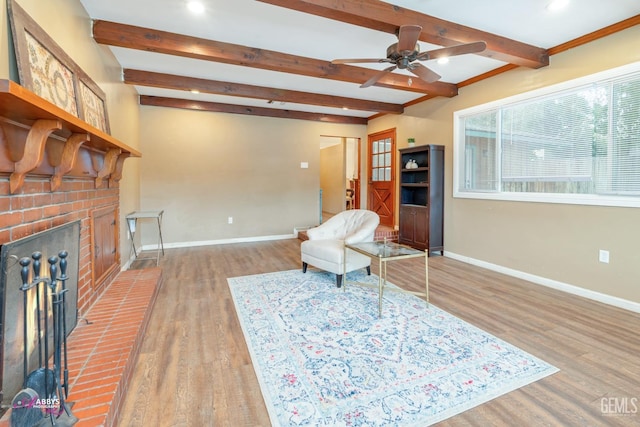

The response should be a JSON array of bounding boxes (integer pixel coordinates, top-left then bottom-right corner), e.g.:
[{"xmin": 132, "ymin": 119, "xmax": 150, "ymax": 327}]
[
  {"xmin": 0, "ymin": 79, "xmax": 140, "ymax": 319},
  {"xmin": 0, "ymin": 81, "xmax": 160, "ymax": 425},
  {"xmin": 0, "ymin": 177, "xmax": 120, "ymax": 398},
  {"xmin": 0, "ymin": 170, "xmax": 133, "ymax": 423}
]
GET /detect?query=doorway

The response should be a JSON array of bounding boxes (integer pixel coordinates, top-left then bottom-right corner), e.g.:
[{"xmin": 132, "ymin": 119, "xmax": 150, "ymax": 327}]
[
  {"xmin": 368, "ymin": 129, "xmax": 396, "ymax": 228},
  {"xmin": 319, "ymin": 136, "xmax": 361, "ymax": 219}
]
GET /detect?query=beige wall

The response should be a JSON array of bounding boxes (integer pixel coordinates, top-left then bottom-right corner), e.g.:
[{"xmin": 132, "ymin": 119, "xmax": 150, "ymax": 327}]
[
  {"xmin": 138, "ymin": 106, "xmax": 366, "ymax": 245},
  {"xmin": 320, "ymin": 143, "xmax": 345, "ymax": 215},
  {"xmin": 0, "ymin": 0, "xmax": 141, "ymax": 266},
  {"xmin": 369, "ymin": 26, "xmax": 640, "ymax": 304}
]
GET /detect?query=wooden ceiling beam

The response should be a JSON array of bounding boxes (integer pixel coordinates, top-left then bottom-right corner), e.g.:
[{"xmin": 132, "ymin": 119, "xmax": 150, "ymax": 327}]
[
  {"xmin": 124, "ymin": 69, "xmax": 404, "ymax": 114},
  {"xmin": 257, "ymin": 0, "xmax": 549, "ymax": 69},
  {"xmin": 139, "ymin": 96, "xmax": 369, "ymax": 124},
  {"xmin": 93, "ymin": 20, "xmax": 458, "ymax": 97}
]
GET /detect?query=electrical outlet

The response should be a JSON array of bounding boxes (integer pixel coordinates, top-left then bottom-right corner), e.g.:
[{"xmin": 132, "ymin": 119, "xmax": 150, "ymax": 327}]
[
  {"xmin": 228, "ymin": 216, "xmax": 233, "ymax": 224},
  {"xmin": 599, "ymin": 249, "xmax": 609, "ymax": 264}
]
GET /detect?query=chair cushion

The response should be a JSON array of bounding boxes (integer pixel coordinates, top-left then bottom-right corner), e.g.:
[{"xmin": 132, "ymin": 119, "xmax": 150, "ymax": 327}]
[
  {"xmin": 302, "ymin": 239, "xmax": 343, "ymax": 260},
  {"xmin": 301, "ymin": 239, "xmax": 371, "ymax": 275}
]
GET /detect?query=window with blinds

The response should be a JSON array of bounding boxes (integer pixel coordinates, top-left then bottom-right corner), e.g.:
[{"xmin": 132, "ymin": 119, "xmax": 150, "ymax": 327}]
[{"xmin": 454, "ymin": 62, "xmax": 640, "ymax": 207}]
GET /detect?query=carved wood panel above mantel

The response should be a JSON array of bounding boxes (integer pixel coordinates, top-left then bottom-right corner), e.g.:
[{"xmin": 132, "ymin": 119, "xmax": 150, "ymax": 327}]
[{"xmin": 0, "ymin": 80, "xmax": 141, "ymax": 193}]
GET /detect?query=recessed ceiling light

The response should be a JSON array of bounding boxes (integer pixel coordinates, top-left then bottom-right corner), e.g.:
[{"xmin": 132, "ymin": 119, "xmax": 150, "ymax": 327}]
[
  {"xmin": 187, "ymin": 1, "xmax": 205, "ymax": 14},
  {"xmin": 190, "ymin": 89, "xmax": 200, "ymax": 94},
  {"xmin": 437, "ymin": 57, "xmax": 450, "ymax": 65},
  {"xmin": 547, "ymin": 0, "xmax": 569, "ymax": 12}
]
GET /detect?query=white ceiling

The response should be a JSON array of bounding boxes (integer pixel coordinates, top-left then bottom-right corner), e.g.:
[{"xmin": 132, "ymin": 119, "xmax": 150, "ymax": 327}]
[{"xmin": 78, "ymin": 0, "xmax": 640, "ymax": 119}]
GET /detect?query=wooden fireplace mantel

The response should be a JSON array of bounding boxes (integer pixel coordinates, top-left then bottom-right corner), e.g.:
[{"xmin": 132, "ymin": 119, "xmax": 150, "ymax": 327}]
[{"xmin": 0, "ymin": 79, "xmax": 141, "ymax": 193}]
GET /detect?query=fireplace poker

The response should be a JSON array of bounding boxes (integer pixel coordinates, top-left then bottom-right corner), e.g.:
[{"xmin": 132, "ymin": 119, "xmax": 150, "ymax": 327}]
[
  {"xmin": 58, "ymin": 250, "xmax": 70, "ymax": 398},
  {"xmin": 33, "ymin": 252, "xmax": 43, "ymax": 368},
  {"xmin": 48, "ymin": 255, "xmax": 72, "ymax": 417},
  {"xmin": 53, "ymin": 290, "xmax": 69, "ymax": 417},
  {"xmin": 19, "ymin": 257, "xmax": 31, "ymax": 385}
]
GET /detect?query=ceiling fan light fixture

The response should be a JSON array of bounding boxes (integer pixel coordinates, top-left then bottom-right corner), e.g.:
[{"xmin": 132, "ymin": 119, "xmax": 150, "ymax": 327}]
[{"xmin": 332, "ymin": 25, "xmax": 485, "ymax": 88}]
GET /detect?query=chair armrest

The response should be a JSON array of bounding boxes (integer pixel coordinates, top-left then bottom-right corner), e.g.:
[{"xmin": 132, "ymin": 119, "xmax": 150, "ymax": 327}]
[{"xmin": 307, "ymin": 221, "xmax": 342, "ymax": 240}]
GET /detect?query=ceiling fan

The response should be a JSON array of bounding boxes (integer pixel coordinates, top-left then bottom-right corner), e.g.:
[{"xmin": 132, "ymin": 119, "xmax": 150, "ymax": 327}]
[{"xmin": 331, "ymin": 25, "xmax": 487, "ymax": 88}]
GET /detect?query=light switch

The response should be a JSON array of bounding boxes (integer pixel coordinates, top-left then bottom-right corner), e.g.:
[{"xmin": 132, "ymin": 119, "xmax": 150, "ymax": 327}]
[
  {"xmin": 599, "ymin": 249, "xmax": 609, "ymax": 263},
  {"xmin": 300, "ymin": 162, "xmax": 309, "ymax": 169}
]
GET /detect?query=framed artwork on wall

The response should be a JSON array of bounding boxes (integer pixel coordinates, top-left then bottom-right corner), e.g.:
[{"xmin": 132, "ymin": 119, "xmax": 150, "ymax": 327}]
[
  {"xmin": 78, "ymin": 80, "xmax": 109, "ymax": 133},
  {"xmin": 22, "ymin": 31, "xmax": 79, "ymax": 117},
  {"xmin": 7, "ymin": 0, "xmax": 111, "ymax": 133}
]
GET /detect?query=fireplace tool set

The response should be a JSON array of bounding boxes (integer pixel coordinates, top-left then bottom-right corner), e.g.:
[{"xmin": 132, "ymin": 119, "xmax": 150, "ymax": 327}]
[{"xmin": 10, "ymin": 251, "xmax": 77, "ymax": 427}]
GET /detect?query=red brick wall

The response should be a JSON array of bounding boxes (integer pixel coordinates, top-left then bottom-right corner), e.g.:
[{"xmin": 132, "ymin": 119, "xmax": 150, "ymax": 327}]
[{"xmin": 0, "ymin": 177, "xmax": 120, "ymax": 315}]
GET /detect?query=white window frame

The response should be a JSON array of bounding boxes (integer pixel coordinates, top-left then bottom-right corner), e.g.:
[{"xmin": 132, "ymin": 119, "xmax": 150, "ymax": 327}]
[{"xmin": 453, "ymin": 61, "xmax": 640, "ymax": 208}]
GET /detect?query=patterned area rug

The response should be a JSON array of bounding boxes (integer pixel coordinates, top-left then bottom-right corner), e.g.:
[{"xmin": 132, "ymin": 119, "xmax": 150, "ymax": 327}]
[{"xmin": 228, "ymin": 269, "xmax": 558, "ymax": 426}]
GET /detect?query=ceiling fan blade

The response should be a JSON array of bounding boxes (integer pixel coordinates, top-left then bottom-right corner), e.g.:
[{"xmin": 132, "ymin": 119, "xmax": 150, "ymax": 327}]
[
  {"xmin": 397, "ymin": 25, "xmax": 422, "ymax": 53},
  {"xmin": 331, "ymin": 58, "xmax": 389, "ymax": 64},
  {"xmin": 409, "ymin": 63, "xmax": 441, "ymax": 83},
  {"xmin": 417, "ymin": 41, "xmax": 487, "ymax": 61},
  {"xmin": 360, "ymin": 65, "xmax": 397, "ymax": 88}
]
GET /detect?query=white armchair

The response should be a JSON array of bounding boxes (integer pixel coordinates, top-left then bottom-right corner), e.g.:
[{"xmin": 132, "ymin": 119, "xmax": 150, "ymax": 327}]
[{"xmin": 301, "ymin": 209, "xmax": 380, "ymax": 287}]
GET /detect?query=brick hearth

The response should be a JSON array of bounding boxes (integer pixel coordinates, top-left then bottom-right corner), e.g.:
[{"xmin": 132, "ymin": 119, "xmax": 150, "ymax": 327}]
[{"xmin": 0, "ymin": 267, "xmax": 162, "ymax": 427}]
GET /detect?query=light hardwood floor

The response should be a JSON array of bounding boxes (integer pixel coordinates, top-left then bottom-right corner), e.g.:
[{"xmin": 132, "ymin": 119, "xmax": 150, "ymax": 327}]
[{"xmin": 120, "ymin": 239, "xmax": 640, "ymax": 426}]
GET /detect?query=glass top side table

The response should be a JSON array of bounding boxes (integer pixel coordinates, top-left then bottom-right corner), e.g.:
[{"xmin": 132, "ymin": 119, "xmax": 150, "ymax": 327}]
[
  {"xmin": 125, "ymin": 210, "xmax": 165, "ymax": 266},
  {"xmin": 344, "ymin": 239, "xmax": 429, "ymax": 317}
]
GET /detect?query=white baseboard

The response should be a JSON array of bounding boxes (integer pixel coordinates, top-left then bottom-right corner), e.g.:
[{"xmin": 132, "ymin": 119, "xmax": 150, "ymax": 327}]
[
  {"xmin": 444, "ymin": 251, "xmax": 640, "ymax": 314},
  {"xmin": 141, "ymin": 232, "xmax": 297, "ymax": 251}
]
